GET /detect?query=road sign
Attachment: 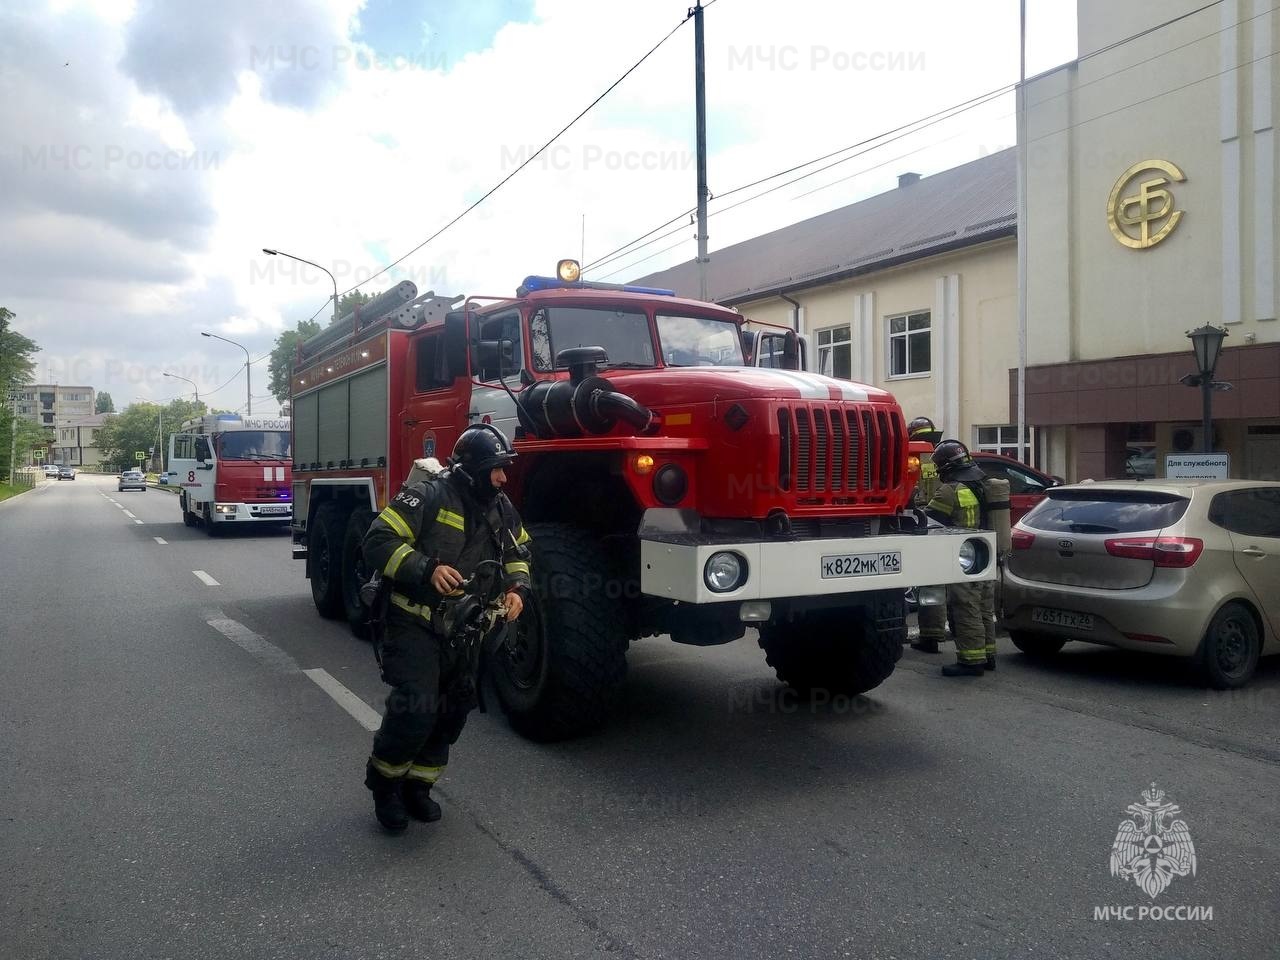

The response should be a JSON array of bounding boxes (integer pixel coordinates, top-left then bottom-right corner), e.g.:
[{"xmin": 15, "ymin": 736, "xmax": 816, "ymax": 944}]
[
  {"xmin": 32, "ymin": 449, "xmax": 45, "ymax": 462},
  {"xmin": 1165, "ymin": 453, "xmax": 1230, "ymax": 480},
  {"xmin": 135, "ymin": 451, "xmax": 146, "ymax": 461}
]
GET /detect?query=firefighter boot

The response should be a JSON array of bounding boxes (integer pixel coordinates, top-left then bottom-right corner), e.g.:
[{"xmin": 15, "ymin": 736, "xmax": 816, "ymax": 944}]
[
  {"xmin": 910, "ymin": 638, "xmax": 941, "ymax": 654},
  {"xmin": 365, "ymin": 766, "xmax": 408, "ymax": 833},
  {"xmin": 941, "ymin": 661, "xmax": 985, "ymax": 677},
  {"xmin": 402, "ymin": 781, "xmax": 443, "ymax": 823}
]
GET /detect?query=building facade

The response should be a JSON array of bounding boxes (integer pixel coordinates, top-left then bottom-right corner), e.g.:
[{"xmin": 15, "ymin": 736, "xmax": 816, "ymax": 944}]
[
  {"xmin": 14, "ymin": 384, "xmax": 94, "ymax": 432},
  {"xmin": 1022, "ymin": 0, "xmax": 1280, "ymax": 480},
  {"xmin": 54, "ymin": 414, "xmax": 107, "ymax": 469}
]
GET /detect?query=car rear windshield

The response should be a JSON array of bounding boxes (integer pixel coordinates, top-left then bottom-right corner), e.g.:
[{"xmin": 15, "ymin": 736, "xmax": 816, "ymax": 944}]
[{"xmin": 1021, "ymin": 489, "xmax": 1190, "ymax": 534}]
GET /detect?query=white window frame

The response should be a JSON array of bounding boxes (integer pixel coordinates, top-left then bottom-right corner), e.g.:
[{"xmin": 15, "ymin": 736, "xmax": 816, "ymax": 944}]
[
  {"xmin": 815, "ymin": 325, "xmax": 852, "ymax": 380},
  {"xmin": 973, "ymin": 424, "xmax": 1036, "ymax": 466},
  {"xmin": 886, "ymin": 310, "xmax": 931, "ymax": 379}
]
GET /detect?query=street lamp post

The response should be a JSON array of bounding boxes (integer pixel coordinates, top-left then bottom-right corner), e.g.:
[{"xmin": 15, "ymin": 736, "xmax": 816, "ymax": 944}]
[
  {"xmin": 262, "ymin": 248, "xmax": 340, "ymax": 325},
  {"xmin": 163, "ymin": 372, "xmax": 200, "ymax": 404},
  {"xmin": 201, "ymin": 332, "xmax": 251, "ymax": 415},
  {"xmin": 1180, "ymin": 324, "xmax": 1231, "ymax": 454}
]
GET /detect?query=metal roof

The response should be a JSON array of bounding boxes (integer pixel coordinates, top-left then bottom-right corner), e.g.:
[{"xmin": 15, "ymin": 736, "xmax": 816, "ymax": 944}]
[{"xmin": 630, "ymin": 148, "xmax": 1016, "ymax": 305}]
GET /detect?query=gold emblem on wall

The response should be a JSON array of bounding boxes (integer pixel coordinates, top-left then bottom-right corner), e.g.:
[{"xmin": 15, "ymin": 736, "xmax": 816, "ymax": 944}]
[{"xmin": 1106, "ymin": 160, "xmax": 1186, "ymax": 249}]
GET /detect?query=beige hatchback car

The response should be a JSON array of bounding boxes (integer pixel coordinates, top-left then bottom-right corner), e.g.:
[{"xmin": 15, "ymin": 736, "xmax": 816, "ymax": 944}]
[{"xmin": 1000, "ymin": 479, "xmax": 1280, "ymax": 688}]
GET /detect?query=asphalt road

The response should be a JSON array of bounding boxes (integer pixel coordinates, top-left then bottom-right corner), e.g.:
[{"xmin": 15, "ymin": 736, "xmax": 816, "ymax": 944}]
[{"xmin": 3, "ymin": 474, "xmax": 1278, "ymax": 960}]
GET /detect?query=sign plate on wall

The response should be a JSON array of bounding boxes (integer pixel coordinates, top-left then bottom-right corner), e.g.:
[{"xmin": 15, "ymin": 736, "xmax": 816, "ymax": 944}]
[{"xmin": 1165, "ymin": 453, "xmax": 1229, "ymax": 480}]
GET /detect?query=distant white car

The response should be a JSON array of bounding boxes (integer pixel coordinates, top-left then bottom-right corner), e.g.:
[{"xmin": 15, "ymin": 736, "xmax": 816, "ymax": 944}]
[
  {"xmin": 118, "ymin": 470, "xmax": 147, "ymax": 492},
  {"xmin": 43, "ymin": 464, "xmax": 60, "ymax": 477}
]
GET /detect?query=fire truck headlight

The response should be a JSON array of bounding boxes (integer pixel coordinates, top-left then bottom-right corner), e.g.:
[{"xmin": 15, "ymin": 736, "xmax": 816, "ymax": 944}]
[
  {"xmin": 653, "ymin": 464, "xmax": 688, "ymax": 505},
  {"xmin": 704, "ymin": 551, "xmax": 746, "ymax": 593},
  {"xmin": 215, "ymin": 504, "xmax": 236, "ymax": 515},
  {"xmin": 557, "ymin": 259, "xmax": 581, "ymax": 282},
  {"xmin": 958, "ymin": 538, "xmax": 989, "ymax": 574}
]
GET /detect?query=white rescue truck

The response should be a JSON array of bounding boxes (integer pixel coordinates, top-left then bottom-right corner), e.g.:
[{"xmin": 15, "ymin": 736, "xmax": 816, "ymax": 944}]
[{"xmin": 169, "ymin": 414, "xmax": 293, "ymax": 534}]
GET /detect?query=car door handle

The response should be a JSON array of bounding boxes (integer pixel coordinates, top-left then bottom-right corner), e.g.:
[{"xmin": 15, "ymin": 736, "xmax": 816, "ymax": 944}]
[{"xmin": 1242, "ymin": 547, "xmax": 1266, "ymax": 557}]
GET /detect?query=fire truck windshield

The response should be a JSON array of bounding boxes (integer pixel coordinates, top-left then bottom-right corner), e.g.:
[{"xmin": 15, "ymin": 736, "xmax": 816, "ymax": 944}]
[
  {"xmin": 655, "ymin": 313, "xmax": 745, "ymax": 367},
  {"xmin": 216, "ymin": 430, "xmax": 291, "ymax": 460},
  {"xmin": 529, "ymin": 306, "xmax": 656, "ymax": 371}
]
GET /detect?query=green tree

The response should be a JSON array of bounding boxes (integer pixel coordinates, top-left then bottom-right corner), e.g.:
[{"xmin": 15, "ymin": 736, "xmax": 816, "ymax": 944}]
[
  {"xmin": 0, "ymin": 307, "xmax": 41, "ymax": 482},
  {"xmin": 266, "ymin": 292, "xmax": 376, "ymax": 405},
  {"xmin": 95, "ymin": 391, "xmax": 115, "ymax": 413},
  {"xmin": 97, "ymin": 398, "xmax": 208, "ymax": 471}
]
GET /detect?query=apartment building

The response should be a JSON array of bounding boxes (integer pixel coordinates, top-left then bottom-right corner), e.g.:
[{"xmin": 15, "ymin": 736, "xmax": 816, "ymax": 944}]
[{"xmin": 14, "ymin": 384, "xmax": 95, "ymax": 431}]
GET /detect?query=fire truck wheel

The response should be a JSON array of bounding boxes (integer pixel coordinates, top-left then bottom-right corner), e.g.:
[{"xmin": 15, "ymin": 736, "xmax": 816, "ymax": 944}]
[
  {"xmin": 489, "ymin": 522, "xmax": 627, "ymax": 741},
  {"xmin": 757, "ymin": 602, "xmax": 904, "ymax": 696},
  {"xmin": 204, "ymin": 504, "xmax": 222, "ymax": 537},
  {"xmin": 341, "ymin": 507, "xmax": 374, "ymax": 637},
  {"xmin": 181, "ymin": 495, "xmax": 196, "ymax": 527},
  {"xmin": 309, "ymin": 503, "xmax": 346, "ymax": 620}
]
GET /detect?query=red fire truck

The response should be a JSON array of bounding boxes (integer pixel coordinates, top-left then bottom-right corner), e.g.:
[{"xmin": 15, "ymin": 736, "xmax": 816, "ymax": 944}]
[
  {"xmin": 170, "ymin": 414, "xmax": 293, "ymax": 534},
  {"xmin": 290, "ymin": 263, "xmax": 995, "ymax": 739}
]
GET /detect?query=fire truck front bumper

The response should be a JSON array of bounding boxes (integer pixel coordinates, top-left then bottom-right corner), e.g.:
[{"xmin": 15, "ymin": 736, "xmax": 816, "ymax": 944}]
[{"xmin": 639, "ymin": 509, "xmax": 996, "ymax": 605}]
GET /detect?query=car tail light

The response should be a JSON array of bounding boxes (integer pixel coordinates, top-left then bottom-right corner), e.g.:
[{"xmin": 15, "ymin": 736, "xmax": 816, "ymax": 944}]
[
  {"xmin": 1011, "ymin": 529, "xmax": 1035, "ymax": 550},
  {"xmin": 1104, "ymin": 536, "xmax": 1204, "ymax": 567}
]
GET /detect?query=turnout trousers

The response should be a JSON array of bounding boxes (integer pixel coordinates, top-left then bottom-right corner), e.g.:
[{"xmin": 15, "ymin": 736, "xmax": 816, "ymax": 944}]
[
  {"xmin": 367, "ymin": 608, "xmax": 474, "ymax": 787},
  {"xmin": 948, "ymin": 581, "xmax": 997, "ymax": 666}
]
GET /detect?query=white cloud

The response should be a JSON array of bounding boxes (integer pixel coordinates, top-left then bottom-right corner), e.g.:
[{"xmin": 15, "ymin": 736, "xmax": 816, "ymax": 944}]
[{"xmin": 3, "ymin": 0, "xmax": 1077, "ymax": 412}]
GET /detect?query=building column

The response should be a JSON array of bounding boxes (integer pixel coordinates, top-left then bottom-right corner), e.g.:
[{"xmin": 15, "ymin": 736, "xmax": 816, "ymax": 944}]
[
  {"xmin": 934, "ymin": 274, "xmax": 960, "ymax": 437},
  {"xmin": 851, "ymin": 292, "xmax": 874, "ymax": 384}
]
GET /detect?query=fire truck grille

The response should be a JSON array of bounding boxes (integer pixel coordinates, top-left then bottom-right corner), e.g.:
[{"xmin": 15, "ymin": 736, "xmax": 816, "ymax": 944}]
[{"xmin": 776, "ymin": 403, "xmax": 902, "ymax": 496}]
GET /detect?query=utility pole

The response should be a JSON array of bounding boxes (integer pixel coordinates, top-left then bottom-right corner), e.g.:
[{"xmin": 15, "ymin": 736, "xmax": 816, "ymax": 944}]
[
  {"xmin": 1016, "ymin": 0, "xmax": 1028, "ymax": 465},
  {"xmin": 693, "ymin": 1, "xmax": 709, "ymax": 301}
]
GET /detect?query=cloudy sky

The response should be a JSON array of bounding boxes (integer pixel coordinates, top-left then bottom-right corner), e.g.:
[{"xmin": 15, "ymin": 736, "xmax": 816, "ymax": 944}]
[{"xmin": 0, "ymin": 0, "xmax": 1076, "ymax": 414}]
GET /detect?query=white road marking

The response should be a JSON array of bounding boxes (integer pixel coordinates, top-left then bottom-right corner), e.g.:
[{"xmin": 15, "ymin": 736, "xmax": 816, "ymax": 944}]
[
  {"xmin": 123, "ymin": 510, "xmax": 137, "ymax": 519},
  {"xmin": 134, "ymin": 519, "xmax": 144, "ymax": 525},
  {"xmin": 304, "ymin": 668, "xmax": 382, "ymax": 732},
  {"xmin": 192, "ymin": 570, "xmax": 220, "ymax": 586},
  {"xmin": 205, "ymin": 615, "xmax": 300, "ymax": 673},
  {"xmin": 200, "ymin": 613, "xmax": 384, "ymax": 733}
]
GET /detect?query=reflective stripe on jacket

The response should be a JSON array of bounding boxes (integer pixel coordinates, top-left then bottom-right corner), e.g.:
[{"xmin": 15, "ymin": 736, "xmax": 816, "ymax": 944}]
[{"xmin": 362, "ymin": 472, "xmax": 532, "ymax": 606}]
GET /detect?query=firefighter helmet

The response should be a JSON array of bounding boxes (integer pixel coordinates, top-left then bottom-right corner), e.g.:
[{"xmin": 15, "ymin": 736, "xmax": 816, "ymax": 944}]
[
  {"xmin": 907, "ymin": 416, "xmax": 937, "ymax": 440},
  {"xmin": 931, "ymin": 439, "xmax": 984, "ymax": 481},
  {"xmin": 450, "ymin": 425, "xmax": 516, "ymax": 475}
]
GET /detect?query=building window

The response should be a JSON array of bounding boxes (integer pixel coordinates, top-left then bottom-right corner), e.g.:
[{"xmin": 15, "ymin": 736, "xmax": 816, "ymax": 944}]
[
  {"xmin": 816, "ymin": 326, "xmax": 852, "ymax": 379},
  {"xmin": 974, "ymin": 424, "xmax": 1034, "ymax": 464},
  {"xmin": 887, "ymin": 311, "xmax": 930, "ymax": 377}
]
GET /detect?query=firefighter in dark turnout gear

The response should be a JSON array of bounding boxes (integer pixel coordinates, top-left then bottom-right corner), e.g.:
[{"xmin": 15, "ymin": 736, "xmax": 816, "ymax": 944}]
[
  {"xmin": 361, "ymin": 425, "xmax": 532, "ymax": 832},
  {"xmin": 925, "ymin": 440, "xmax": 997, "ymax": 677},
  {"xmin": 908, "ymin": 417, "xmax": 948, "ymax": 654}
]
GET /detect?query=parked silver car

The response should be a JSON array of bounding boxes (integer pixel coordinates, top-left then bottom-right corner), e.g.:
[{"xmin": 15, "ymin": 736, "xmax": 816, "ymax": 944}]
[{"xmin": 1000, "ymin": 480, "xmax": 1280, "ymax": 688}]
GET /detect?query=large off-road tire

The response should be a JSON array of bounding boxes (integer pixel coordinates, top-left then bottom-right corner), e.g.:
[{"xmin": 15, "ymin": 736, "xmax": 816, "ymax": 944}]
[
  {"xmin": 309, "ymin": 503, "xmax": 347, "ymax": 620},
  {"xmin": 489, "ymin": 522, "xmax": 628, "ymax": 741},
  {"xmin": 757, "ymin": 595, "xmax": 905, "ymax": 695},
  {"xmin": 1009, "ymin": 630, "xmax": 1066, "ymax": 658},
  {"xmin": 341, "ymin": 507, "xmax": 374, "ymax": 638},
  {"xmin": 1197, "ymin": 601, "xmax": 1260, "ymax": 689}
]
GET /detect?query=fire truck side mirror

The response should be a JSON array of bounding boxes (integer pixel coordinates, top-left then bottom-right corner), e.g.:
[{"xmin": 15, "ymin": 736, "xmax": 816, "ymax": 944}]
[
  {"xmin": 781, "ymin": 330, "xmax": 801, "ymax": 371},
  {"xmin": 473, "ymin": 339, "xmax": 515, "ymax": 380}
]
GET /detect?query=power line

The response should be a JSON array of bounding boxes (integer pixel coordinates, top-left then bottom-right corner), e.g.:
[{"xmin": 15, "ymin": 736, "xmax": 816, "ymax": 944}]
[
  {"xmin": 586, "ymin": 0, "xmax": 1237, "ymax": 280},
  {"xmin": 335, "ymin": 11, "xmax": 696, "ymax": 299}
]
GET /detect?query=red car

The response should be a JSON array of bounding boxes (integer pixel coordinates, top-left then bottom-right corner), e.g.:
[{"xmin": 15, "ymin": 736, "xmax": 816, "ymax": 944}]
[{"xmin": 971, "ymin": 452, "xmax": 1062, "ymax": 525}]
